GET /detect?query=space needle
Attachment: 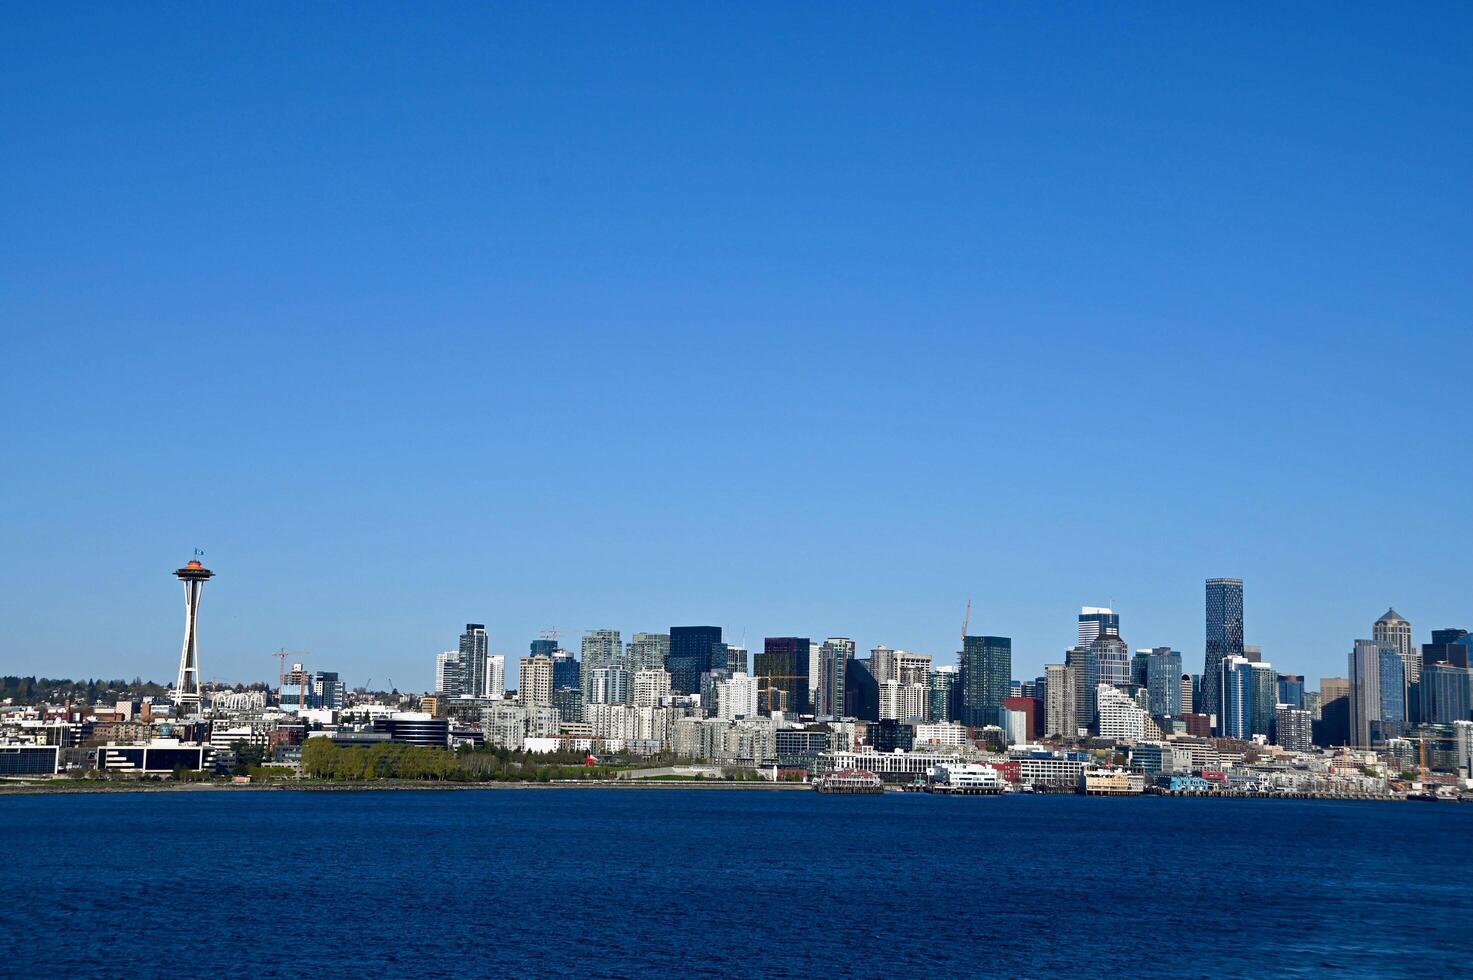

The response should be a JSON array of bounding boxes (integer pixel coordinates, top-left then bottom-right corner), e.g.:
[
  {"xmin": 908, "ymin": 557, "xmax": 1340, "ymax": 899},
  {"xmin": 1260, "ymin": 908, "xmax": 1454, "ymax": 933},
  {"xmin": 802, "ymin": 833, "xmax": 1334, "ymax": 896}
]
[{"xmin": 173, "ymin": 551, "xmax": 214, "ymax": 713}]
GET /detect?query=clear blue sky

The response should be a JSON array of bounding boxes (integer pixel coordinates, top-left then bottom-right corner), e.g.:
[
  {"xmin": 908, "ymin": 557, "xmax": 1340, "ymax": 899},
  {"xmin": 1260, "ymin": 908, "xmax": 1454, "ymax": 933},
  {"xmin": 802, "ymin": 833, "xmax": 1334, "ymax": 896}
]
[{"xmin": 2, "ymin": 4, "xmax": 1468, "ymax": 692}]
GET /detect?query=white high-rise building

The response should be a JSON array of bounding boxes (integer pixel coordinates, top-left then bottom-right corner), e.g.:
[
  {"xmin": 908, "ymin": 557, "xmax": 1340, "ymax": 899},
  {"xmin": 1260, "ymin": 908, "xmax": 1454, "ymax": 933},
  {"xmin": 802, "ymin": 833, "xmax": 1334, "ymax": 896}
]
[
  {"xmin": 632, "ymin": 668, "xmax": 671, "ymax": 708},
  {"xmin": 435, "ymin": 651, "xmax": 464, "ymax": 697},
  {"xmin": 879, "ymin": 680, "xmax": 928, "ymax": 722},
  {"xmin": 716, "ymin": 672, "xmax": 759, "ymax": 720},
  {"xmin": 1096, "ymin": 684, "xmax": 1148, "ymax": 742},
  {"xmin": 485, "ymin": 655, "xmax": 506, "ymax": 700}
]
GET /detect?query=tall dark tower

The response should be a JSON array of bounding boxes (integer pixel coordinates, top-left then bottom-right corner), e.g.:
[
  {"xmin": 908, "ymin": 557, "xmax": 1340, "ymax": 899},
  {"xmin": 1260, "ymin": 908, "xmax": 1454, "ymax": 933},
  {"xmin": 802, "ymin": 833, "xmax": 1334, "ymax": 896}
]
[
  {"xmin": 1202, "ymin": 577, "xmax": 1244, "ymax": 730},
  {"xmin": 173, "ymin": 554, "xmax": 214, "ymax": 712}
]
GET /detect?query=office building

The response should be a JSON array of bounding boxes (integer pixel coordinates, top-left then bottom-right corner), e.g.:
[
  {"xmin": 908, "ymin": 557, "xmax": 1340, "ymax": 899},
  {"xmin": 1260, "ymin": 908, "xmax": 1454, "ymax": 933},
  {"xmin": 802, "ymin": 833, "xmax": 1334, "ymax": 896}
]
[
  {"xmin": 1374, "ymin": 608, "xmax": 1417, "ymax": 683},
  {"xmin": 551, "ymin": 649, "xmax": 580, "ymax": 690},
  {"xmin": 960, "ymin": 635, "xmax": 1011, "ymax": 727},
  {"xmin": 1202, "ymin": 577, "xmax": 1245, "ymax": 729},
  {"xmin": 667, "ymin": 626, "xmax": 722, "ymax": 696},
  {"xmin": 1078, "ymin": 607, "xmax": 1119, "ymax": 648},
  {"xmin": 1091, "ymin": 634, "xmax": 1130, "ymax": 689},
  {"xmin": 1424, "ymin": 628, "xmax": 1471, "ymax": 669},
  {"xmin": 817, "ymin": 638, "xmax": 855, "ymax": 719},
  {"xmin": 529, "ymin": 638, "xmax": 558, "ymax": 659},
  {"xmin": 1419, "ymin": 663, "xmax": 1473, "ymax": 725},
  {"xmin": 1180, "ymin": 672, "xmax": 1194, "ymax": 715},
  {"xmin": 1065, "ymin": 645, "xmax": 1095, "ymax": 728},
  {"xmin": 1142, "ymin": 648, "xmax": 1183, "ymax": 719},
  {"xmin": 724, "ymin": 643, "xmax": 748, "ymax": 675},
  {"xmin": 754, "ymin": 637, "xmax": 811, "ymax": 715},
  {"xmin": 844, "ymin": 658, "xmax": 880, "ymax": 722},
  {"xmin": 460, "ymin": 625, "xmax": 490, "ymax": 699},
  {"xmin": 1349, "ymin": 640, "xmax": 1382, "ymax": 746},
  {"xmin": 1377, "ymin": 648, "xmax": 1407, "ymax": 740},
  {"xmin": 1277, "ymin": 674, "xmax": 1305, "ymax": 709}
]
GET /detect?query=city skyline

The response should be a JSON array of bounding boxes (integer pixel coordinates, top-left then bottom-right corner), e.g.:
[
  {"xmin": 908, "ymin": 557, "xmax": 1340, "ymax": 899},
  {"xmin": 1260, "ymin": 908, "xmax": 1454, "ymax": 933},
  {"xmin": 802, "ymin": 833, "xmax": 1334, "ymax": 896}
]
[
  {"xmin": 3, "ymin": 6, "xmax": 1468, "ymax": 689},
  {"xmin": 7, "ymin": 555, "xmax": 1462, "ymax": 697}
]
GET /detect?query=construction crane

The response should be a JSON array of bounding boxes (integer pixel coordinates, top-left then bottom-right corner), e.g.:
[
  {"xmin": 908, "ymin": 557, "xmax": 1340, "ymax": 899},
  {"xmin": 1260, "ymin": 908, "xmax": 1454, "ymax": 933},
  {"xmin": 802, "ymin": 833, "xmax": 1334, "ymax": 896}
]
[
  {"xmin": 273, "ymin": 649, "xmax": 289, "ymax": 689},
  {"xmin": 961, "ymin": 598, "xmax": 972, "ymax": 646}
]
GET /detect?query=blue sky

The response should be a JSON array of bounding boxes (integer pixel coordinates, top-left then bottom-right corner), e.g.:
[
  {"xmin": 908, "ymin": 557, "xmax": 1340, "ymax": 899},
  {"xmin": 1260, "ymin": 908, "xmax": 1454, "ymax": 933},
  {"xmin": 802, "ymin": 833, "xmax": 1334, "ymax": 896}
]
[{"xmin": 2, "ymin": 3, "xmax": 1469, "ymax": 691}]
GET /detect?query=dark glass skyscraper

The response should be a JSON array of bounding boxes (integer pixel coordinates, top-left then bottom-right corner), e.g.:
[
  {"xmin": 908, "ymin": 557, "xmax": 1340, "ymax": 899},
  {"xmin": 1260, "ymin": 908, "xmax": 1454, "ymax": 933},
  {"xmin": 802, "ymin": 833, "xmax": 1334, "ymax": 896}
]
[
  {"xmin": 460, "ymin": 624, "xmax": 489, "ymax": 699},
  {"xmin": 1202, "ymin": 578, "xmax": 1244, "ymax": 730},
  {"xmin": 529, "ymin": 638, "xmax": 558, "ymax": 658},
  {"xmin": 667, "ymin": 626, "xmax": 723, "ymax": 695},
  {"xmin": 960, "ymin": 635, "xmax": 1011, "ymax": 727},
  {"xmin": 754, "ymin": 637, "xmax": 811, "ymax": 715}
]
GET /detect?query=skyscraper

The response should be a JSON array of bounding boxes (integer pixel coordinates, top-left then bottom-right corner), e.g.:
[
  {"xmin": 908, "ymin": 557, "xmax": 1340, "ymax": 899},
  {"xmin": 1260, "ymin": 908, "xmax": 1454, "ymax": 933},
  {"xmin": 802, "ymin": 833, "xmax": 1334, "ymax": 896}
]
[
  {"xmin": 929, "ymin": 665, "xmax": 959, "ymax": 722},
  {"xmin": 960, "ymin": 635, "xmax": 1011, "ymax": 727},
  {"xmin": 667, "ymin": 626, "xmax": 722, "ymax": 696},
  {"xmin": 1349, "ymin": 639, "xmax": 1381, "ymax": 747},
  {"xmin": 529, "ymin": 638, "xmax": 559, "ymax": 659},
  {"xmin": 1044, "ymin": 663, "xmax": 1077, "ymax": 737},
  {"xmin": 755, "ymin": 637, "xmax": 811, "ymax": 715},
  {"xmin": 580, "ymin": 629, "xmax": 623, "ymax": 707},
  {"xmin": 628, "ymin": 632, "xmax": 671, "ymax": 672},
  {"xmin": 1419, "ymin": 664, "xmax": 1473, "ymax": 725},
  {"xmin": 1089, "ymin": 634, "xmax": 1130, "ymax": 689},
  {"xmin": 1143, "ymin": 648, "xmax": 1183, "ymax": 718},
  {"xmin": 172, "ymin": 556, "xmax": 214, "ymax": 712},
  {"xmin": 1203, "ymin": 578, "xmax": 1245, "ymax": 729},
  {"xmin": 460, "ymin": 625, "xmax": 489, "ymax": 698},
  {"xmin": 486, "ymin": 655, "xmax": 506, "ymax": 700},
  {"xmin": 817, "ymin": 638, "xmax": 855, "ymax": 719},
  {"xmin": 1219, "ymin": 656, "xmax": 1255, "ymax": 740},
  {"xmin": 551, "ymin": 649, "xmax": 580, "ymax": 690},
  {"xmin": 1377, "ymin": 649, "xmax": 1406, "ymax": 740},
  {"xmin": 519, "ymin": 655, "xmax": 553, "ymax": 708},
  {"xmin": 1374, "ymin": 608, "xmax": 1417, "ymax": 683},
  {"xmin": 1078, "ymin": 607, "xmax": 1119, "ymax": 648},
  {"xmin": 435, "ymin": 651, "xmax": 464, "ymax": 697}
]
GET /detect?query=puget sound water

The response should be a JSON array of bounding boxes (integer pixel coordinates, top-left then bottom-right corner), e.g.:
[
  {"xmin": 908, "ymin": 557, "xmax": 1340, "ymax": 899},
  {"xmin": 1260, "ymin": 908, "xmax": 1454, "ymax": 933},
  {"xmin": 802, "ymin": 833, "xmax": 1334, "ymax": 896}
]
[{"xmin": 3, "ymin": 788, "xmax": 1467, "ymax": 978}]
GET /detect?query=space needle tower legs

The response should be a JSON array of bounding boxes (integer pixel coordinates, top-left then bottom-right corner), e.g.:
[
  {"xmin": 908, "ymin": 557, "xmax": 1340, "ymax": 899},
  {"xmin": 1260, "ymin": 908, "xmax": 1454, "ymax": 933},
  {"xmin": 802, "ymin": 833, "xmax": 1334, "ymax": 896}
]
[{"xmin": 173, "ymin": 554, "xmax": 214, "ymax": 714}]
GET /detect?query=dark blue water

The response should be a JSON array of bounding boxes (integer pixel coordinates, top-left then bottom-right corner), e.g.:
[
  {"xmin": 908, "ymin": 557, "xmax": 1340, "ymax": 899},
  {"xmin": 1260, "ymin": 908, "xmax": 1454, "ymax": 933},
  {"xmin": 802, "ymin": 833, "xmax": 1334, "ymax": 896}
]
[{"xmin": 2, "ymin": 789, "xmax": 1467, "ymax": 978}]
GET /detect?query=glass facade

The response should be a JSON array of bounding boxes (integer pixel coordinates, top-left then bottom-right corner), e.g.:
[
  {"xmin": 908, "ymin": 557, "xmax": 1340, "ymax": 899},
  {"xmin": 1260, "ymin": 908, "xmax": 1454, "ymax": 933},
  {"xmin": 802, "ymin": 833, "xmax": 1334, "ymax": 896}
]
[
  {"xmin": 960, "ymin": 635, "xmax": 1011, "ymax": 727},
  {"xmin": 667, "ymin": 626, "xmax": 723, "ymax": 696},
  {"xmin": 1202, "ymin": 578, "xmax": 1245, "ymax": 727},
  {"xmin": 1144, "ymin": 649, "xmax": 1183, "ymax": 718},
  {"xmin": 754, "ymin": 637, "xmax": 811, "ymax": 715},
  {"xmin": 1419, "ymin": 664, "xmax": 1473, "ymax": 725}
]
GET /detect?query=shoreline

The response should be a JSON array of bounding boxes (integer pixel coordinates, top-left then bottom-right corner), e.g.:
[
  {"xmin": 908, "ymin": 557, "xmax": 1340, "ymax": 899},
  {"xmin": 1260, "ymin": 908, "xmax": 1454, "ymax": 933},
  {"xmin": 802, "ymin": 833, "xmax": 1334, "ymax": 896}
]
[{"xmin": 0, "ymin": 779, "xmax": 814, "ymax": 795}]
